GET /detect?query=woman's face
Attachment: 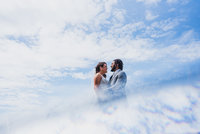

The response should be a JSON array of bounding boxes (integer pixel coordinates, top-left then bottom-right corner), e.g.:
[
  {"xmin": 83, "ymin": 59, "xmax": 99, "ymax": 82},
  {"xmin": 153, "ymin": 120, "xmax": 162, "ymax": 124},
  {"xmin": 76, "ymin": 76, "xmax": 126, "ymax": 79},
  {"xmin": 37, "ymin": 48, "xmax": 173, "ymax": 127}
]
[{"xmin": 100, "ymin": 64, "xmax": 107, "ymax": 74}]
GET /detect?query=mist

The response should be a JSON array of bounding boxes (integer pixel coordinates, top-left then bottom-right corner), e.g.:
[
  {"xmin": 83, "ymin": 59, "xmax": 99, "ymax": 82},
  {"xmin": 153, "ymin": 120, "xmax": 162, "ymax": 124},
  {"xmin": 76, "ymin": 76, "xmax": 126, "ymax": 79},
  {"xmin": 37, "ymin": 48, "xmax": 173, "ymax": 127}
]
[{"xmin": 1, "ymin": 82, "xmax": 200, "ymax": 134}]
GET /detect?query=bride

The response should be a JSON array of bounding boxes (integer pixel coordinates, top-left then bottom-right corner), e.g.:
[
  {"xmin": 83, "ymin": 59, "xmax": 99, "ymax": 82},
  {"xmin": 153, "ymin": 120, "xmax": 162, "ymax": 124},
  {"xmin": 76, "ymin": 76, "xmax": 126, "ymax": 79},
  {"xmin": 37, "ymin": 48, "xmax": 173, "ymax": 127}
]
[{"xmin": 94, "ymin": 62, "xmax": 108, "ymax": 103}]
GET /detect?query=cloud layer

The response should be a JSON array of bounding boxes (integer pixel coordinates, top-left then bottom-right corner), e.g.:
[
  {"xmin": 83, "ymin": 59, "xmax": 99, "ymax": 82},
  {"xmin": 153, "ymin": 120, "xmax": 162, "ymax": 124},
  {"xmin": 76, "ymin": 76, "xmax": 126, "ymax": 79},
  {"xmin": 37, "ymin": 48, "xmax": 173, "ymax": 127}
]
[{"xmin": 0, "ymin": 85, "xmax": 200, "ymax": 134}]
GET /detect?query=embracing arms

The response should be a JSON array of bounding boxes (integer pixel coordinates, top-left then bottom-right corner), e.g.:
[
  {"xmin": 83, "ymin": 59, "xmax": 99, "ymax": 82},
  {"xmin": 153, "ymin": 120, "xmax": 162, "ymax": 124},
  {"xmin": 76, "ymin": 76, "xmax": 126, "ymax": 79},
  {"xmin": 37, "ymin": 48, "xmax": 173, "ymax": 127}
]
[
  {"xmin": 109, "ymin": 71, "xmax": 127, "ymax": 90},
  {"xmin": 106, "ymin": 71, "xmax": 127, "ymax": 98}
]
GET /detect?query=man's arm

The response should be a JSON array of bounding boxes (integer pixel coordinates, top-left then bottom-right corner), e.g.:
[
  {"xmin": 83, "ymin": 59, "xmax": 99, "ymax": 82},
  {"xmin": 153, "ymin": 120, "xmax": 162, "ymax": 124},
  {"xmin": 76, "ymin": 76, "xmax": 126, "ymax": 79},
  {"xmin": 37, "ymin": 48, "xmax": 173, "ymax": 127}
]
[{"xmin": 106, "ymin": 72, "xmax": 127, "ymax": 97}]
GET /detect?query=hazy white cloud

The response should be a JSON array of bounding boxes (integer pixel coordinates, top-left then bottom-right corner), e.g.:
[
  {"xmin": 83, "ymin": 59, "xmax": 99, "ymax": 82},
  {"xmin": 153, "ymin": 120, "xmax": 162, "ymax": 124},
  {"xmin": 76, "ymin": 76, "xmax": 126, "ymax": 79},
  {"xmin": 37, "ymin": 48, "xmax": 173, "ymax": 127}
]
[
  {"xmin": 136, "ymin": 0, "xmax": 190, "ymax": 5},
  {"xmin": 71, "ymin": 70, "xmax": 94, "ymax": 80},
  {"xmin": 168, "ymin": 8, "xmax": 176, "ymax": 12},
  {"xmin": 161, "ymin": 30, "xmax": 200, "ymax": 61},
  {"xmin": 0, "ymin": 85, "xmax": 199, "ymax": 134},
  {"xmin": 0, "ymin": 0, "xmax": 119, "ymax": 89},
  {"xmin": 0, "ymin": 0, "xmax": 117, "ymax": 36},
  {"xmin": 136, "ymin": 0, "xmax": 161, "ymax": 5},
  {"xmin": 167, "ymin": 0, "xmax": 190, "ymax": 4},
  {"xmin": 108, "ymin": 22, "xmax": 145, "ymax": 38},
  {"xmin": 166, "ymin": 42, "xmax": 200, "ymax": 62},
  {"xmin": 152, "ymin": 18, "xmax": 181, "ymax": 31},
  {"xmin": 145, "ymin": 10, "xmax": 159, "ymax": 21},
  {"xmin": 167, "ymin": 0, "xmax": 178, "ymax": 3},
  {"xmin": 142, "ymin": 18, "xmax": 182, "ymax": 38}
]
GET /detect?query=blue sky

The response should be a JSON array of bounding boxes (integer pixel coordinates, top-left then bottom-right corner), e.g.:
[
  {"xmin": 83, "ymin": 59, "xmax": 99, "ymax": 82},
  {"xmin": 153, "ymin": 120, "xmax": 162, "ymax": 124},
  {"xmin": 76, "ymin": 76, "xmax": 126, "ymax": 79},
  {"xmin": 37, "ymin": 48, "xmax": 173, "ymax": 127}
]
[{"xmin": 0, "ymin": 0, "xmax": 200, "ymax": 133}]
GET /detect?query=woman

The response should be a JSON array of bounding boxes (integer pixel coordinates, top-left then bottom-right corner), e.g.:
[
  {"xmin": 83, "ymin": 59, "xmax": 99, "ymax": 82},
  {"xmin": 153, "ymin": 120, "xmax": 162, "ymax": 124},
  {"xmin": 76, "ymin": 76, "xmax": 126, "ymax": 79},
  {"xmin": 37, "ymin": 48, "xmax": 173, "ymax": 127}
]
[{"xmin": 94, "ymin": 62, "xmax": 108, "ymax": 103}]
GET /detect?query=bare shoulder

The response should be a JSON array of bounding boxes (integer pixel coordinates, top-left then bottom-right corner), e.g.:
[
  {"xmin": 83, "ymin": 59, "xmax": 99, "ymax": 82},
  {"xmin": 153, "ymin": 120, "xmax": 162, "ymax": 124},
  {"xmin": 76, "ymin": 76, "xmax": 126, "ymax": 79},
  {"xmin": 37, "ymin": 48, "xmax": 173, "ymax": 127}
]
[
  {"xmin": 94, "ymin": 73, "xmax": 102, "ymax": 80},
  {"xmin": 94, "ymin": 73, "xmax": 102, "ymax": 87}
]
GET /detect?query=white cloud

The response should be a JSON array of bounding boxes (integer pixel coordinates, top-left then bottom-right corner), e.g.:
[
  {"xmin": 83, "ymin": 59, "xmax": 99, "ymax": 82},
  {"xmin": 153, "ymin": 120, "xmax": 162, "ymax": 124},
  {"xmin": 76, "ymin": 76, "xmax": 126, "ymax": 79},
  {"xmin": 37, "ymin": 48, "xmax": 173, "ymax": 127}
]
[
  {"xmin": 161, "ymin": 30, "xmax": 200, "ymax": 61},
  {"xmin": 167, "ymin": 0, "xmax": 178, "ymax": 3},
  {"xmin": 136, "ymin": 0, "xmax": 161, "ymax": 5},
  {"xmin": 71, "ymin": 70, "xmax": 94, "ymax": 80},
  {"xmin": 108, "ymin": 22, "xmax": 145, "ymax": 37},
  {"xmin": 145, "ymin": 10, "xmax": 159, "ymax": 21},
  {"xmin": 167, "ymin": 0, "xmax": 190, "ymax": 4},
  {"xmin": 168, "ymin": 8, "xmax": 176, "ymax": 12},
  {"xmin": 152, "ymin": 18, "xmax": 181, "ymax": 31},
  {"xmin": 0, "ymin": 0, "xmax": 119, "ymax": 89},
  {"xmin": 1, "ymin": 85, "xmax": 200, "ymax": 134},
  {"xmin": 142, "ymin": 18, "xmax": 182, "ymax": 38},
  {"xmin": 136, "ymin": 0, "xmax": 190, "ymax": 5},
  {"xmin": 133, "ymin": 69, "xmax": 154, "ymax": 77},
  {"xmin": 0, "ymin": 0, "xmax": 117, "ymax": 36}
]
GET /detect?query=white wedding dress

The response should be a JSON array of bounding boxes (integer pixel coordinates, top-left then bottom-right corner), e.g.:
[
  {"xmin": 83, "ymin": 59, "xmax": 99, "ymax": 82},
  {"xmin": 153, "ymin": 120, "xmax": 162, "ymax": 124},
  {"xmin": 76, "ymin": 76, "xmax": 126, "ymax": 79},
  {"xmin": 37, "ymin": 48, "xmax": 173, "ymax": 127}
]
[{"xmin": 96, "ymin": 75, "xmax": 108, "ymax": 103}]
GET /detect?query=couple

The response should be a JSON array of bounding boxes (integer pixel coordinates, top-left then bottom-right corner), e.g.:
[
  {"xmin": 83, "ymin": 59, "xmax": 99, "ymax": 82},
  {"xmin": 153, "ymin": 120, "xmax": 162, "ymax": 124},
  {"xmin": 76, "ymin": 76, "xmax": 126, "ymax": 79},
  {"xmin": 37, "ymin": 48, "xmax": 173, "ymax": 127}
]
[{"xmin": 94, "ymin": 59, "xmax": 127, "ymax": 103}]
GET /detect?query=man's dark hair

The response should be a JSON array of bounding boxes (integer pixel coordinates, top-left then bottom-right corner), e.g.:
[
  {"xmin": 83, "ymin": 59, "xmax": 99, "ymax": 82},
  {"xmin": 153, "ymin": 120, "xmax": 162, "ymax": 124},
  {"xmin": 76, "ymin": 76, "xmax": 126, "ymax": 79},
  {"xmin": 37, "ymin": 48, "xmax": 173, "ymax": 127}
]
[{"xmin": 114, "ymin": 59, "xmax": 123, "ymax": 70}]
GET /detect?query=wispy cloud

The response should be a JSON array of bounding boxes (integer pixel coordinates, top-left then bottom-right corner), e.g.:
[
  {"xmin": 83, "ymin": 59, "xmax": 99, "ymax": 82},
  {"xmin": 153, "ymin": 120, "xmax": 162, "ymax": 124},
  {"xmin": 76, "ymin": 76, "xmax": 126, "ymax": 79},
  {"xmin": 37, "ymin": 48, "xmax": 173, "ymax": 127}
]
[
  {"xmin": 145, "ymin": 10, "xmax": 159, "ymax": 21},
  {"xmin": 167, "ymin": 0, "xmax": 190, "ymax": 4},
  {"xmin": 136, "ymin": 0, "xmax": 161, "ymax": 5},
  {"xmin": 166, "ymin": 0, "xmax": 178, "ymax": 3}
]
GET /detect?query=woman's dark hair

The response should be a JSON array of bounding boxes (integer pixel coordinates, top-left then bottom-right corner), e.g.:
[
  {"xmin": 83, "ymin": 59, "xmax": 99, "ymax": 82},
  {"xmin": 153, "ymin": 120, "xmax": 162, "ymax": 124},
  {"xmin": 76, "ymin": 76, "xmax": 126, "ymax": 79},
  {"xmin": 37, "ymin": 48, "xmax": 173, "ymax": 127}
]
[
  {"xmin": 95, "ymin": 62, "xmax": 106, "ymax": 78},
  {"xmin": 114, "ymin": 59, "xmax": 123, "ymax": 70}
]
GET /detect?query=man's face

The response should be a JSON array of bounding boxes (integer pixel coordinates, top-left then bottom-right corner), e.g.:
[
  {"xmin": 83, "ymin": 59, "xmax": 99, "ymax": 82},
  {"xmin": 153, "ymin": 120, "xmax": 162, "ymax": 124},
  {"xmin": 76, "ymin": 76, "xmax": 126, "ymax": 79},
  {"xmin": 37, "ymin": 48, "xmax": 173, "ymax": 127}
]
[{"xmin": 111, "ymin": 61, "xmax": 116, "ymax": 72}]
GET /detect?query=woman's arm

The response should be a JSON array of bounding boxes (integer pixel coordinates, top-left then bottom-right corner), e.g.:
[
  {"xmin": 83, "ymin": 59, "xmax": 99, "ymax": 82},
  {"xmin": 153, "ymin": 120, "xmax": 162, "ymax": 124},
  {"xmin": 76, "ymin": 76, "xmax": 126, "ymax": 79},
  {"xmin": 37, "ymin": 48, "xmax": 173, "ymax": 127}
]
[{"xmin": 94, "ymin": 74, "xmax": 102, "ymax": 90}]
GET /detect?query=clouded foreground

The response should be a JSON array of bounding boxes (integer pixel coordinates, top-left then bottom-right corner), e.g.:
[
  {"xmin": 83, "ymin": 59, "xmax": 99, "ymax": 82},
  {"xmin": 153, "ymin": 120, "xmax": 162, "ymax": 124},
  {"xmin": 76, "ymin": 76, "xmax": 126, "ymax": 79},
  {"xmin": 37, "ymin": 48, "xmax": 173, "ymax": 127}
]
[{"xmin": 0, "ymin": 84, "xmax": 200, "ymax": 134}]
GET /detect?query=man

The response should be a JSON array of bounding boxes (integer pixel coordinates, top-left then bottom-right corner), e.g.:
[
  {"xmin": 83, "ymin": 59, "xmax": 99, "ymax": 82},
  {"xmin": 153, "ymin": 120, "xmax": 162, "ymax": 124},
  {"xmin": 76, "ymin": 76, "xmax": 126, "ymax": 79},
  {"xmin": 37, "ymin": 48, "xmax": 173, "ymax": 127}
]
[{"xmin": 107, "ymin": 59, "xmax": 127, "ymax": 101}]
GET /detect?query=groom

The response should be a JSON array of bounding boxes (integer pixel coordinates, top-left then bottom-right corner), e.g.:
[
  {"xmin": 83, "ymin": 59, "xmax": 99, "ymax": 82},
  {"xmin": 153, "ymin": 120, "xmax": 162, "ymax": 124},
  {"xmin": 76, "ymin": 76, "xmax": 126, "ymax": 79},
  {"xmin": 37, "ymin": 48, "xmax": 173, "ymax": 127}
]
[{"xmin": 107, "ymin": 59, "xmax": 127, "ymax": 101}]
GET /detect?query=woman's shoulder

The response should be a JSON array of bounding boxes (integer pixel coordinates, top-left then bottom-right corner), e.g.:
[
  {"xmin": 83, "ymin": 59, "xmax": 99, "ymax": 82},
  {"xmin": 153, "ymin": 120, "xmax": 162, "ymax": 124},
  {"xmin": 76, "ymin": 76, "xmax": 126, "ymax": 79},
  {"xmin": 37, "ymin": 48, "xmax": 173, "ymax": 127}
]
[{"xmin": 94, "ymin": 73, "xmax": 102, "ymax": 79}]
